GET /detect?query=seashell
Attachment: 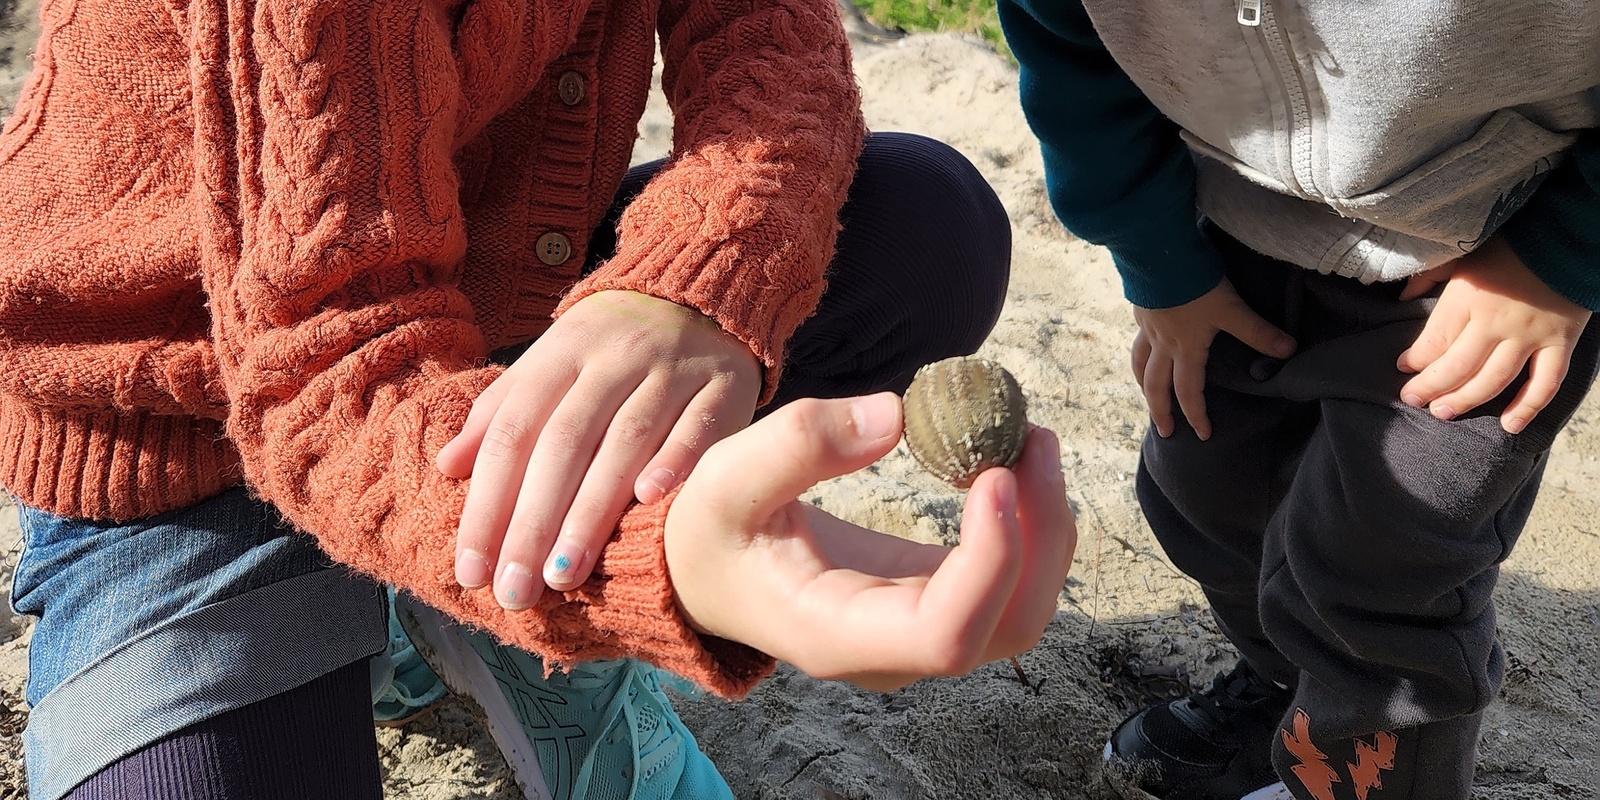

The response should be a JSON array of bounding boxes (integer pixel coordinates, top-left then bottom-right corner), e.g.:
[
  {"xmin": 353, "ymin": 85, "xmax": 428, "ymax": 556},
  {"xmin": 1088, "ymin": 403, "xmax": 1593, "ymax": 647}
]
[{"xmin": 901, "ymin": 356, "xmax": 1028, "ymax": 489}]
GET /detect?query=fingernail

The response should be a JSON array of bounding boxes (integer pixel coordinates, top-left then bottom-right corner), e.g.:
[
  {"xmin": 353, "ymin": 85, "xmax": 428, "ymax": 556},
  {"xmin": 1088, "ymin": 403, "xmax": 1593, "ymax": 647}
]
[
  {"xmin": 1402, "ymin": 393, "xmax": 1423, "ymax": 408},
  {"xmin": 544, "ymin": 544, "xmax": 584, "ymax": 586},
  {"xmin": 850, "ymin": 395, "xmax": 898, "ymax": 440},
  {"xmin": 1431, "ymin": 404, "xmax": 1454, "ymax": 420},
  {"xmin": 994, "ymin": 473, "xmax": 1017, "ymax": 515},
  {"xmin": 456, "ymin": 549, "xmax": 492, "ymax": 588},
  {"xmin": 1273, "ymin": 338, "xmax": 1295, "ymax": 358},
  {"xmin": 643, "ymin": 467, "xmax": 677, "ymax": 498},
  {"xmin": 496, "ymin": 561, "xmax": 538, "ymax": 610},
  {"xmin": 1043, "ymin": 429, "xmax": 1062, "ymax": 465},
  {"xmin": 1505, "ymin": 417, "xmax": 1527, "ymax": 434}
]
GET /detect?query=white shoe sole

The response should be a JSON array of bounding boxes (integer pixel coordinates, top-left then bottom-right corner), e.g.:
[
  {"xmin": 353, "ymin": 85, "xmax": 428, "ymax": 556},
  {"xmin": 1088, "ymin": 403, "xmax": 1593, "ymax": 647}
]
[
  {"xmin": 1101, "ymin": 741, "xmax": 1292, "ymax": 800},
  {"xmin": 396, "ymin": 597, "xmax": 554, "ymax": 800}
]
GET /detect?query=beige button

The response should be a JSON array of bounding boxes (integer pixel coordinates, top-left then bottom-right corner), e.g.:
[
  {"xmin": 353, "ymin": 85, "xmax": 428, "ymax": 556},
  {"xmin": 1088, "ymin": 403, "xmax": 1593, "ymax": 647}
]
[
  {"xmin": 535, "ymin": 232, "xmax": 573, "ymax": 266},
  {"xmin": 557, "ymin": 71, "xmax": 585, "ymax": 106}
]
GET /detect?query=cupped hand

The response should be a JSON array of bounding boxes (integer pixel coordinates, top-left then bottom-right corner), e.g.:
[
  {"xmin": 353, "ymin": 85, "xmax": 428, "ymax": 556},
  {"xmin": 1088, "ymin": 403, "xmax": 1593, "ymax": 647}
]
[
  {"xmin": 1397, "ymin": 237, "xmax": 1591, "ymax": 434},
  {"xmin": 1131, "ymin": 280, "xmax": 1296, "ymax": 441},
  {"xmin": 664, "ymin": 392, "xmax": 1076, "ymax": 691},
  {"xmin": 441, "ymin": 290, "xmax": 760, "ymax": 608}
]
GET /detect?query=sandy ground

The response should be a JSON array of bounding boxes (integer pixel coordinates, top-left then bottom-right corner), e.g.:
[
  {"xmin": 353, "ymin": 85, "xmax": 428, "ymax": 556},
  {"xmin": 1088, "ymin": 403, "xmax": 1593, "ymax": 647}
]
[{"xmin": 1, "ymin": 4, "xmax": 1597, "ymax": 798}]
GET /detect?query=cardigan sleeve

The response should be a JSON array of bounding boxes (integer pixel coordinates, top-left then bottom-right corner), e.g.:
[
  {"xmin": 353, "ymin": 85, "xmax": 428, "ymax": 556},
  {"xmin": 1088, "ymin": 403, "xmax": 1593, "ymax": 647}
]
[
  {"xmin": 554, "ymin": 0, "xmax": 866, "ymax": 401},
  {"xmin": 191, "ymin": 0, "xmax": 771, "ymax": 698}
]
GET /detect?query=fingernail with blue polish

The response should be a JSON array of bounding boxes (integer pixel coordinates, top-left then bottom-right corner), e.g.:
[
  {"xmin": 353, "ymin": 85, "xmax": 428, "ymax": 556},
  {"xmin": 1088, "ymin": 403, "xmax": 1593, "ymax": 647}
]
[
  {"xmin": 497, "ymin": 561, "xmax": 537, "ymax": 610},
  {"xmin": 545, "ymin": 545, "xmax": 582, "ymax": 587}
]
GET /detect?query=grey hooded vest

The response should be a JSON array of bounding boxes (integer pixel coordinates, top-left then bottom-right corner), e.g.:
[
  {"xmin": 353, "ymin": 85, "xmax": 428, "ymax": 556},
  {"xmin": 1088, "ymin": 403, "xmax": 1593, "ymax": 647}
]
[{"xmin": 1079, "ymin": 0, "xmax": 1600, "ymax": 283}]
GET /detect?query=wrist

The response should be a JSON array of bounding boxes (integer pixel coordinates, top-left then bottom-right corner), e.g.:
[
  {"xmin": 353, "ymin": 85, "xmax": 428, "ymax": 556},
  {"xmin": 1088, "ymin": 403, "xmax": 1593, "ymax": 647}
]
[{"xmin": 662, "ymin": 488, "xmax": 718, "ymax": 637}]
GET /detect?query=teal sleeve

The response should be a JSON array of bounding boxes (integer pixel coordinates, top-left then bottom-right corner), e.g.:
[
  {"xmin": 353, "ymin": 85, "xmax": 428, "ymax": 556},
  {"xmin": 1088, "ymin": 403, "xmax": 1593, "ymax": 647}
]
[
  {"xmin": 997, "ymin": 0, "xmax": 1225, "ymax": 308},
  {"xmin": 1500, "ymin": 129, "xmax": 1600, "ymax": 311}
]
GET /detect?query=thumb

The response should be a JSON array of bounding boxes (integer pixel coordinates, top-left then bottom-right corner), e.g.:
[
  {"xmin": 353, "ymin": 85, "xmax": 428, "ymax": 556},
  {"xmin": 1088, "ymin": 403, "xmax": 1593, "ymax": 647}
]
[
  {"xmin": 1217, "ymin": 298, "xmax": 1296, "ymax": 359},
  {"xmin": 690, "ymin": 393, "xmax": 904, "ymax": 526}
]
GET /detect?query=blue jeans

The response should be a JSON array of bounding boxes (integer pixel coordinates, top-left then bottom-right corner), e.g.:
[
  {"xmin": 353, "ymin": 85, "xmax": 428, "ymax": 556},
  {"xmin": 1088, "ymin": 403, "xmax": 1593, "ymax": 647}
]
[{"xmin": 10, "ymin": 488, "xmax": 386, "ymax": 800}]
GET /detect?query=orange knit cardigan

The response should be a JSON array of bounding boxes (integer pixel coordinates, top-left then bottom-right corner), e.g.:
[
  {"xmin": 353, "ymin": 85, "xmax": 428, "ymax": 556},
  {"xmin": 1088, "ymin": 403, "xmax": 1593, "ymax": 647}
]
[{"xmin": 0, "ymin": 0, "xmax": 864, "ymax": 697}]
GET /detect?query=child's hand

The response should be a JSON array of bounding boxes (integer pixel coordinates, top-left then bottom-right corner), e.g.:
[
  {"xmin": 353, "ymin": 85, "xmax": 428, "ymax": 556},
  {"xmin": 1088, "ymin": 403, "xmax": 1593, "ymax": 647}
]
[
  {"xmin": 1397, "ymin": 237, "xmax": 1591, "ymax": 434},
  {"xmin": 440, "ymin": 290, "xmax": 760, "ymax": 609},
  {"xmin": 665, "ymin": 393, "xmax": 1075, "ymax": 690},
  {"xmin": 1131, "ymin": 280, "xmax": 1296, "ymax": 441}
]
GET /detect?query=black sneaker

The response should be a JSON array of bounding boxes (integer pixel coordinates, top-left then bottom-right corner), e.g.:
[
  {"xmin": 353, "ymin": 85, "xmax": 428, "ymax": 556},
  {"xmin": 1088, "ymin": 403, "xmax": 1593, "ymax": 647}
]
[{"xmin": 1103, "ymin": 660, "xmax": 1294, "ymax": 800}]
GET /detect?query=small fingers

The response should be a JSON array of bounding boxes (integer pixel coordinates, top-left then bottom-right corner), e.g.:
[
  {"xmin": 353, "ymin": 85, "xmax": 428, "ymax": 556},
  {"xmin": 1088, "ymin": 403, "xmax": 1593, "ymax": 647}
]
[
  {"xmin": 988, "ymin": 428, "xmax": 1074, "ymax": 657},
  {"xmin": 1141, "ymin": 350, "xmax": 1176, "ymax": 438},
  {"xmin": 1400, "ymin": 325, "xmax": 1495, "ymax": 412},
  {"xmin": 1424, "ymin": 340, "xmax": 1530, "ymax": 421},
  {"xmin": 1216, "ymin": 302, "xmax": 1295, "ymax": 359},
  {"xmin": 782, "ymin": 457, "xmax": 1025, "ymax": 682},
  {"xmin": 1131, "ymin": 334, "xmax": 1152, "ymax": 385},
  {"xmin": 437, "ymin": 369, "xmax": 520, "ymax": 479},
  {"xmin": 1172, "ymin": 351, "xmax": 1211, "ymax": 441},
  {"xmin": 634, "ymin": 378, "xmax": 756, "ymax": 505},
  {"xmin": 1397, "ymin": 299, "xmax": 1469, "ymax": 376},
  {"xmin": 1398, "ymin": 267, "xmax": 1450, "ymax": 302},
  {"xmin": 453, "ymin": 371, "xmax": 572, "ymax": 590},
  {"xmin": 492, "ymin": 374, "xmax": 637, "ymax": 608},
  {"xmin": 1501, "ymin": 347, "xmax": 1571, "ymax": 434},
  {"xmin": 884, "ymin": 468, "xmax": 1022, "ymax": 676},
  {"xmin": 545, "ymin": 377, "xmax": 690, "ymax": 591}
]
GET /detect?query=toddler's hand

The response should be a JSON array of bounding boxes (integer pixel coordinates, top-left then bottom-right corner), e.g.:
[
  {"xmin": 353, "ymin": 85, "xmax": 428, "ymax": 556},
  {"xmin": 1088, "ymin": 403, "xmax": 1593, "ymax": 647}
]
[
  {"xmin": 439, "ymin": 290, "xmax": 760, "ymax": 609},
  {"xmin": 1131, "ymin": 280, "xmax": 1296, "ymax": 440},
  {"xmin": 1397, "ymin": 237, "xmax": 1591, "ymax": 434}
]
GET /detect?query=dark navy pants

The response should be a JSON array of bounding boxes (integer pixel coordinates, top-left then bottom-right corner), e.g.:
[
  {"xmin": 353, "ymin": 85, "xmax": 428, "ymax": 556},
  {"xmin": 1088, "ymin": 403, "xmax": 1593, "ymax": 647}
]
[{"xmin": 1138, "ymin": 227, "xmax": 1600, "ymax": 800}]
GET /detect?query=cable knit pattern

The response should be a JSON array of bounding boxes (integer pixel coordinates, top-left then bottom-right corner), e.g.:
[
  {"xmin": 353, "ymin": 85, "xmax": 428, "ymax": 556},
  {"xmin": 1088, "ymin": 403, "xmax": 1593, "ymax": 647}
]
[
  {"xmin": 557, "ymin": 0, "xmax": 865, "ymax": 396},
  {"xmin": 0, "ymin": 0, "xmax": 862, "ymax": 696}
]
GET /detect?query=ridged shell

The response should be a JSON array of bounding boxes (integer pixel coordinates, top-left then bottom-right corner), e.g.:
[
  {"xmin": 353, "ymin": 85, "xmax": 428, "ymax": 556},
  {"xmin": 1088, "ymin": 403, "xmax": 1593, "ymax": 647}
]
[{"xmin": 902, "ymin": 356, "xmax": 1028, "ymax": 488}]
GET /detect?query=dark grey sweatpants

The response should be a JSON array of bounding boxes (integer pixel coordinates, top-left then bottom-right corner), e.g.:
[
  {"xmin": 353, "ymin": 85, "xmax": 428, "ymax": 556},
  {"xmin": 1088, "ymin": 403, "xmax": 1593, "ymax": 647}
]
[{"xmin": 1137, "ymin": 229, "xmax": 1600, "ymax": 800}]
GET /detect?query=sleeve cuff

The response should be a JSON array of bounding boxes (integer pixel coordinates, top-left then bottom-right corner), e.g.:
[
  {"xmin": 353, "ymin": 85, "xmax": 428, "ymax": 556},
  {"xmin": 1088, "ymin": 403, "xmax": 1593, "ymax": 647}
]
[
  {"xmin": 1499, "ymin": 139, "xmax": 1600, "ymax": 311},
  {"xmin": 551, "ymin": 486, "xmax": 777, "ymax": 698},
  {"xmin": 555, "ymin": 178, "xmax": 836, "ymax": 407},
  {"xmin": 1105, "ymin": 229, "xmax": 1229, "ymax": 309}
]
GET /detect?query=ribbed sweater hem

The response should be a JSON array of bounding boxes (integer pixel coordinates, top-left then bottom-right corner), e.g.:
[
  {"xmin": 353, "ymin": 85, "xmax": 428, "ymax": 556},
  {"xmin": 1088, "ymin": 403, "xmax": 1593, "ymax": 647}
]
[{"xmin": 0, "ymin": 400, "xmax": 241, "ymax": 521}]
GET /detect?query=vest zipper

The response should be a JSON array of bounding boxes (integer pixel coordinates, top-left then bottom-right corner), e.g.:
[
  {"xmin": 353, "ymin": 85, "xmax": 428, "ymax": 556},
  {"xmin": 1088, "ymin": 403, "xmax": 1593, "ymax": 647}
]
[{"xmin": 1243, "ymin": 0, "xmax": 1318, "ymax": 197}]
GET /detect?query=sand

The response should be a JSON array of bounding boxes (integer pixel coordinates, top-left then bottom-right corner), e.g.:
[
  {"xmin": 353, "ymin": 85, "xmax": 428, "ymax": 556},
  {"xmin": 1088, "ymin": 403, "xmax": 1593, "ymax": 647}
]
[{"xmin": 1, "ymin": 5, "xmax": 1596, "ymax": 798}]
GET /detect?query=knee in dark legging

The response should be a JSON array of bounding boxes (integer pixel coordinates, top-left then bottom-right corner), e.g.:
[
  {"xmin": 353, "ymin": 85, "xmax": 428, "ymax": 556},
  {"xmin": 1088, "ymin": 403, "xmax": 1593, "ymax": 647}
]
[{"xmin": 852, "ymin": 132, "xmax": 1011, "ymax": 354}]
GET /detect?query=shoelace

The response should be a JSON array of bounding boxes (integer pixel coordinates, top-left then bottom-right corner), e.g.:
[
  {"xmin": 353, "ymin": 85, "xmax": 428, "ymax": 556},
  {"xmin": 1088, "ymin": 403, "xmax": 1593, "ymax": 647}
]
[
  {"xmin": 563, "ymin": 661, "xmax": 684, "ymax": 794},
  {"xmin": 373, "ymin": 597, "xmax": 448, "ymax": 718},
  {"xmin": 375, "ymin": 640, "xmax": 449, "ymax": 709},
  {"xmin": 1187, "ymin": 663, "xmax": 1283, "ymax": 727}
]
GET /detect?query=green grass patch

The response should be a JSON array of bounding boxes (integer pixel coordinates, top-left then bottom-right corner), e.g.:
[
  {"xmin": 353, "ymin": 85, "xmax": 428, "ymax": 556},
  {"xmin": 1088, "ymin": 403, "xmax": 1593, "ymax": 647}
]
[{"xmin": 848, "ymin": 0, "xmax": 1010, "ymax": 57}]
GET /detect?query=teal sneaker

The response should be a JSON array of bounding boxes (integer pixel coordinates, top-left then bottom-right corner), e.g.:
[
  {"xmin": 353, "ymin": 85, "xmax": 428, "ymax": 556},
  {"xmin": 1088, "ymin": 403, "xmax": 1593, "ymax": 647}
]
[
  {"xmin": 395, "ymin": 594, "xmax": 734, "ymax": 800},
  {"xmin": 372, "ymin": 587, "xmax": 450, "ymax": 726}
]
